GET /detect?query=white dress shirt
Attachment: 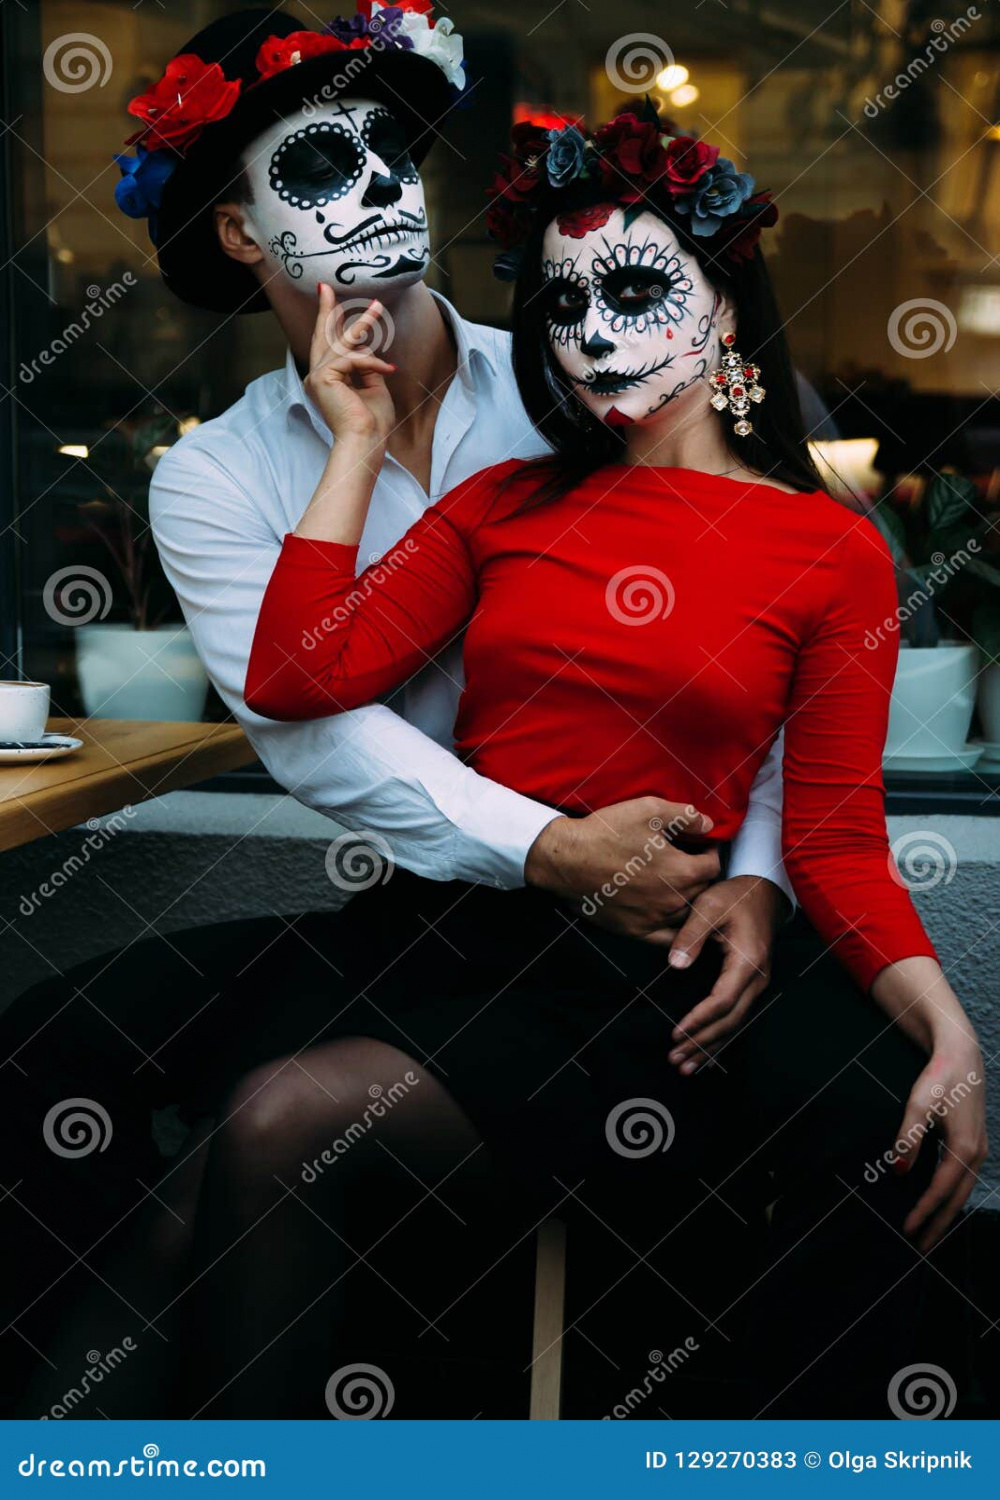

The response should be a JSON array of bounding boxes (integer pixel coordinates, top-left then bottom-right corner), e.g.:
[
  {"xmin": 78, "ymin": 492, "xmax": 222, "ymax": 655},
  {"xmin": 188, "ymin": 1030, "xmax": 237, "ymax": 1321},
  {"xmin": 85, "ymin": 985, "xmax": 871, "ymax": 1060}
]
[{"xmin": 150, "ymin": 290, "xmax": 792, "ymax": 898}]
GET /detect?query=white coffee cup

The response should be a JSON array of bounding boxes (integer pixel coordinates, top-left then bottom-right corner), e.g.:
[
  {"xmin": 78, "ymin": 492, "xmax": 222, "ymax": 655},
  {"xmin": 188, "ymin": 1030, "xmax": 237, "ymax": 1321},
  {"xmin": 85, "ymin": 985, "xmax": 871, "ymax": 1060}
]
[{"xmin": 0, "ymin": 681, "xmax": 51, "ymax": 742}]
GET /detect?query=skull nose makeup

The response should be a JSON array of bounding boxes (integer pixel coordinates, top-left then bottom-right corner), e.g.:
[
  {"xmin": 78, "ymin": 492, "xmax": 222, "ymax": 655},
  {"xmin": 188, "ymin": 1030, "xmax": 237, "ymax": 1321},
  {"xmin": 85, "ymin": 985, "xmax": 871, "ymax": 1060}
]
[
  {"xmin": 542, "ymin": 205, "xmax": 722, "ymax": 426},
  {"xmin": 241, "ymin": 97, "xmax": 430, "ymax": 298},
  {"xmin": 581, "ymin": 329, "xmax": 615, "ymax": 359}
]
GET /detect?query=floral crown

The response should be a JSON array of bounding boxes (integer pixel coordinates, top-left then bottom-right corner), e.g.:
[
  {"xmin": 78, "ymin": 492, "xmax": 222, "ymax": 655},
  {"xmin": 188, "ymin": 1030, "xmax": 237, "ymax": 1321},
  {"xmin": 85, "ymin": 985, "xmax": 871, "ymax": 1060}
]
[
  {"xmin": 113, "ymin": 1, "xmax": 464, "ymax": 244},
  {"xmin": 486, "ymin": 97, "xmax": 778, "ymax": 281}
]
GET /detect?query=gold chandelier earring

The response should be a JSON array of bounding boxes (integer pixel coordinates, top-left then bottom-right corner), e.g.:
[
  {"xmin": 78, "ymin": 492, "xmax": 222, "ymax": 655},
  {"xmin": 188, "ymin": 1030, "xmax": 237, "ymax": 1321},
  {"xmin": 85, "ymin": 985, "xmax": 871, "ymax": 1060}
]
[{"xmin": 708, "ymin": 331, "xmax": 765, "ymax": 437}]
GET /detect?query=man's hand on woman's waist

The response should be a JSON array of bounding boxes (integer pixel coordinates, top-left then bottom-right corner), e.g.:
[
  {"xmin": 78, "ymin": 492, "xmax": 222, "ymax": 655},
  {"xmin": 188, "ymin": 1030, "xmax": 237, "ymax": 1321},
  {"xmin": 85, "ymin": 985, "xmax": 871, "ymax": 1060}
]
[{"xmin": 524, "ymin": 796, "xmax": 721, "ymax": 937}]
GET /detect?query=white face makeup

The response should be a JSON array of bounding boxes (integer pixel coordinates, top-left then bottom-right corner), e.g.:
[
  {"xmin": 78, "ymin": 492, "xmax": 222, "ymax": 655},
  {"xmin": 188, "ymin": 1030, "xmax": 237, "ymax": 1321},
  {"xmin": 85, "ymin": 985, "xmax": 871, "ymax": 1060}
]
[
  {"xmin": 541, "ymin": 205, "xmax": 724, "ymax": 426},
  {"xmin": 240, "ymin": 96, "xmax": 430, "ymax": 298}
]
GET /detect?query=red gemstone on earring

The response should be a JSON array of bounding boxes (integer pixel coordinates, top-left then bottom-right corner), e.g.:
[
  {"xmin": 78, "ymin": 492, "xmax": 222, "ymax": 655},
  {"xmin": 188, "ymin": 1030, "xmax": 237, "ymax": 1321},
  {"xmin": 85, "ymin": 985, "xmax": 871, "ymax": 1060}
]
[
  {"xmin": 713, "ymin": 373, "xmax": 727, "ymax": 385},
  {"xmin": 744, "ymin": 366, "xmax": 755, "ymax": 377},
  {"xmin": 722, "ymin": 332, "xmax": 736, "ymax": 346},
  {"xmin": 730, "ymin": 385, "xmax": 745, "ymax": 399}
]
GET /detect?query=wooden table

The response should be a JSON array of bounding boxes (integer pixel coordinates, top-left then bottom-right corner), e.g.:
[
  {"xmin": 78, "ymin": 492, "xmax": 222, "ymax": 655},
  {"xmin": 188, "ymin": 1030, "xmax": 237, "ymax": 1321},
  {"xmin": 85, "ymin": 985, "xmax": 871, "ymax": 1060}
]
[{"xmin": 0, "ymin": 718, "xmax": 256, "ymax": 853}]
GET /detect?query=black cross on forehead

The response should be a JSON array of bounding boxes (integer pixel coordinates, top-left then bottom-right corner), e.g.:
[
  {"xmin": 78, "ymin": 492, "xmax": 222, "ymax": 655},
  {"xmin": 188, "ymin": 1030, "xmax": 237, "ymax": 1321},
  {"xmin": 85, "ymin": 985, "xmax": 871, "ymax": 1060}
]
[{"xmin": 329, "ymin": 100, "xmax": 362, "ymax": 132}]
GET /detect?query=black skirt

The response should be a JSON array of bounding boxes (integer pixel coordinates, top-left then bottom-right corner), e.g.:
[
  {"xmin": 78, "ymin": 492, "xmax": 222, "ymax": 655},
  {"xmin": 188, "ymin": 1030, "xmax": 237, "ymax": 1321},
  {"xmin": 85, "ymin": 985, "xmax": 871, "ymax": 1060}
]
[{"xmin": 294, "ymin": 869, "xmax": 929, "ymax": 1234}]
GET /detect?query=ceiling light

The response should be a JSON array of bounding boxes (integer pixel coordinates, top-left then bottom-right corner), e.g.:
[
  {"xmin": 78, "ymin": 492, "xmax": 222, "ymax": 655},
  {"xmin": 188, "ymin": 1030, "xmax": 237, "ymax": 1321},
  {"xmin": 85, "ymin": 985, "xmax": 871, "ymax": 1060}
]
[{"xmin": 655, "ymin": 63, "xmax": 689, "ymax": 93}]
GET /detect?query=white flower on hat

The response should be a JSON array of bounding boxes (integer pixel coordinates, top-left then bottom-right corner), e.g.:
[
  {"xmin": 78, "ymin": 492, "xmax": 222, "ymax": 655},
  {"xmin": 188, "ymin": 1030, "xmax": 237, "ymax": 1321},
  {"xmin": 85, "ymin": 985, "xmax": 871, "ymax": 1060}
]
[{"xmin": 371, "ymin": 3, "xmax": 466, "ymax": 90}]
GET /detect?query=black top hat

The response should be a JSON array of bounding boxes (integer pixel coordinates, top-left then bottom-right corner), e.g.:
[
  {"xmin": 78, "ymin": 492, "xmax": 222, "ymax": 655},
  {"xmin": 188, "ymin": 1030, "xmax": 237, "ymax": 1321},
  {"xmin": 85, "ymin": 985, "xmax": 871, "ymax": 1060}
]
[{"xmin": 140, "ymin": 7, "xmax": 461, "ymax": 314}]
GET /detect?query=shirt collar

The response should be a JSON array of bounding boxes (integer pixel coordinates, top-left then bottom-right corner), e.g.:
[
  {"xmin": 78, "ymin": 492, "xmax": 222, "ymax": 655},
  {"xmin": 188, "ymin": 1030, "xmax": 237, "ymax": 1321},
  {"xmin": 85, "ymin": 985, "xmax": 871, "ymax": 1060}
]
[{"xmin": 284, "ymin": 287, "xmax": 498, "ymax": 438}]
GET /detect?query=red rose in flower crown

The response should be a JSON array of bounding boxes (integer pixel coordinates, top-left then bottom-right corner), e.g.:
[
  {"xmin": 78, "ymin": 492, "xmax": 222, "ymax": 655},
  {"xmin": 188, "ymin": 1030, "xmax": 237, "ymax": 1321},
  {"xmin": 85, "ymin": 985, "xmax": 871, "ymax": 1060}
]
[
  {"xmin": 557, "ymin": 203, "xmax": 615, "ymax": 239},
  {"xmin": 126, "ymin": 54, "xmax": 243, "ymax": 153},
  {"xmin": 663, "ymin": 136, "xmax": 721, "ymax": 194},
  {"xmin": 255, "ymin": 31, "xmax": 359, "ymax": 84},
  {"xmin": 592, "ymin": 115, "xmax": 666, "ymax": 193}
]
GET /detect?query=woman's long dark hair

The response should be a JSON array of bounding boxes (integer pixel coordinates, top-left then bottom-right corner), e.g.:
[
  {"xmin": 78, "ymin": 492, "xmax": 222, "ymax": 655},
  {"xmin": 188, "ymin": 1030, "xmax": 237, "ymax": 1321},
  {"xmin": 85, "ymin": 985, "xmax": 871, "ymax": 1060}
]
[{"xmin": 508, "ymin": 181, "xmax": 827, "ymax": 506}]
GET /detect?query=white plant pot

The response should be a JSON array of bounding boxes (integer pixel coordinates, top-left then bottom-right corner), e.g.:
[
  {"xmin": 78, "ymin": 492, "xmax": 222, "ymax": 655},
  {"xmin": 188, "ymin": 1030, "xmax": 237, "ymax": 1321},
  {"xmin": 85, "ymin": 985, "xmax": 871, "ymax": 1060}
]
[
  {"xmin": 76, "ymin": 623, "xmax": 208, "ymax": 722},
  {"xmin": 978, "ymin": 660, "xmax": 1000, "ymax": 743},
  {"xmin": 885, "ymin": 642, "xmax": 979, "ymax": 758}
]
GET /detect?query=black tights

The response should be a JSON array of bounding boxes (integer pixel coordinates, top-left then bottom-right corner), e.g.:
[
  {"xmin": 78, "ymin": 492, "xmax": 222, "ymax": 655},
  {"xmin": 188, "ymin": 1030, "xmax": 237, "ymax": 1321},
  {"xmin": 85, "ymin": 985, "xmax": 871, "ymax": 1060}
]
[{"xmin": 182, "ymin": 1038, "xmax": 495, "ymax": 1418}]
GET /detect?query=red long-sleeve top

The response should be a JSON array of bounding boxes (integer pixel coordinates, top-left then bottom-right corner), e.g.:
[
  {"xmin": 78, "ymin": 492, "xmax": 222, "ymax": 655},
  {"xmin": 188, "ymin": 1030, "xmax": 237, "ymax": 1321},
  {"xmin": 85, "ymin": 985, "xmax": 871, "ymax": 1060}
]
[{"xmin": 247, "ymin": 459, "xmax": 936, "ymax": 990}]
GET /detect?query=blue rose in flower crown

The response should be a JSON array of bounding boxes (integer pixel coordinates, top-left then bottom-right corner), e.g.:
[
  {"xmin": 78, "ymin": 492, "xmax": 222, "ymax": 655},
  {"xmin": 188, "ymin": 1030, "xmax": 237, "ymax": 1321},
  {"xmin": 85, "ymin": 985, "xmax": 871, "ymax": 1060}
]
[{"xmin": 674, "ymin": 157, "xmax": 755, "ymax": 237}]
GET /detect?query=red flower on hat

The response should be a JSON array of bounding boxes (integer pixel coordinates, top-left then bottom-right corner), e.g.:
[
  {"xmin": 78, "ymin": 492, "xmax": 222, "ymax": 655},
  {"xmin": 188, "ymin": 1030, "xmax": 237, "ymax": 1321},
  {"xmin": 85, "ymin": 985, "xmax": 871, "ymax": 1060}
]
[
  {"xmin": 255, "ymin": 31, "xmax": 356, "ymax": 83},
  {"xmin": 126, "ymin": 54, "xmax": 242, "ymax": 153},
  {"xmin": 557, "ymin": 202, "xmax": 615, "ymax": 238},
  {"xmin": 663, "ymin": 135, "xmax": 720, "ymax": 194}
]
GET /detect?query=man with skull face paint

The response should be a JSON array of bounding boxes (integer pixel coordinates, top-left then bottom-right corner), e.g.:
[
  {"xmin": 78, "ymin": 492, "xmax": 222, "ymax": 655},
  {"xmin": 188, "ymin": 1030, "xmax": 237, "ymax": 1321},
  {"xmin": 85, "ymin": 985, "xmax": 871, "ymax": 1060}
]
[{"xmin": 0, "ymin": 8, "xmax": 802, "ymax": 1418}]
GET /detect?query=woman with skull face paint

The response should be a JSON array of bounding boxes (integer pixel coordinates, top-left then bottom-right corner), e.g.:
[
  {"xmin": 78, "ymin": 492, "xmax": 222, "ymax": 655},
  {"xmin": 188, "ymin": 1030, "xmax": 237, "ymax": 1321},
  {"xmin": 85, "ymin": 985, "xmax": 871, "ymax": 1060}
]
[{"xmin": 244, "ymin": 106, "xmax": 987, "ymax": 1416}]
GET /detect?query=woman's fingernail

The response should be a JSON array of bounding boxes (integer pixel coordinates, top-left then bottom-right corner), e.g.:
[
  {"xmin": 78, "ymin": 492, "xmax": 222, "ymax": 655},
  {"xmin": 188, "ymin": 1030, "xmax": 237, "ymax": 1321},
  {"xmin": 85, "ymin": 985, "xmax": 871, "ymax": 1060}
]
[
  {"xmin": 890, "ymin": 1153, "xmax": 911, "ymax": 1176},
  {"xmin": 669, "ymin": 1049, "xmax": 684, "ymax": 1064},
  {"xmin": 681, "ymin": 1059, "xmax": 698, "ymax": 1075},
  {"xmin": 698, "ymin": 815, "xmax": 715, "ymax": 833},
  {"xmin": 669, "ymin": 950, "xmax": 691, "ymax": 969}
]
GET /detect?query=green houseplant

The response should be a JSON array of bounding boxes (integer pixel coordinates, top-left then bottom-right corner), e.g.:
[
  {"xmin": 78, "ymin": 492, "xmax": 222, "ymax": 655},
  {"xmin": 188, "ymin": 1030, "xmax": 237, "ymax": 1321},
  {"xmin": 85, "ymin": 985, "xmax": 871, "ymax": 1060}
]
[{"xmin": 872, "ymin": 471, "xmax": 987, "ymax": 767}]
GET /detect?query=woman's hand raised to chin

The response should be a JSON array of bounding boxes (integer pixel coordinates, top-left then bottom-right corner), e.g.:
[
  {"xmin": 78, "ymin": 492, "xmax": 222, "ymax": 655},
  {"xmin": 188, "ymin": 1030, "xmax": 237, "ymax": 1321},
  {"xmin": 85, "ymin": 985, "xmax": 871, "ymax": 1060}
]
[
  {"xmin": 295, "ymin": 285, "xmax": 397, "ymax": 546},
  {"xmin": 304, "ymin": 283, "xmax": 397, "ymax": 468}
]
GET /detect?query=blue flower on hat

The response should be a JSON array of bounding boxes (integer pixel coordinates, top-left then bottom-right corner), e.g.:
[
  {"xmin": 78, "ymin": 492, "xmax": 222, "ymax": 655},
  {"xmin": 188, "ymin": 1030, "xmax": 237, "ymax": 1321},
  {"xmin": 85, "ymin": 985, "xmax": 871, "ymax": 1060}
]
[
  {"xmin": 674, "ymin": 157, "xmax": 755, "ymax": 236},
  {"xmin": 113, "ymin": 146, "xmax": 178, "ymax": 244}
]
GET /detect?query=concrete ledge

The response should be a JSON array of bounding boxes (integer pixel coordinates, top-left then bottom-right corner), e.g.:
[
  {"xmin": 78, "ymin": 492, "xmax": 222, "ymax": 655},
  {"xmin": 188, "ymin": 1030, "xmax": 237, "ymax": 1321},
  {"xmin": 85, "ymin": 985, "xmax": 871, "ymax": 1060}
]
[{"xmin": 2, "ymin": 793, "xmax": 996, "ymax": 1195}]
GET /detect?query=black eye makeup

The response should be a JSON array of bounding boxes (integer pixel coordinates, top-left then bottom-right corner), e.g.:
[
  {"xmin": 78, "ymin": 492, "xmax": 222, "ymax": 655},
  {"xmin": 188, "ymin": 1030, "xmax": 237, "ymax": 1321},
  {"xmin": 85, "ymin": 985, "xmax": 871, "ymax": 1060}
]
[
  {"xmin": 362, "ymin": 107, "xmax": 418, "ymax": 184},
  {"xmin": 541, "ymin": 259, "xmax": 590, "ymax": 346},
  {"xmin": 269, "ymin": 123, "xmax": 364, "ymax": 209},
  {"xmin": 589, "ymin": 239, "xmax": 694, "ymax": 335},
  {"xmin": 600, "ymin": 266, "xmax": 667, "ymax": 315}
]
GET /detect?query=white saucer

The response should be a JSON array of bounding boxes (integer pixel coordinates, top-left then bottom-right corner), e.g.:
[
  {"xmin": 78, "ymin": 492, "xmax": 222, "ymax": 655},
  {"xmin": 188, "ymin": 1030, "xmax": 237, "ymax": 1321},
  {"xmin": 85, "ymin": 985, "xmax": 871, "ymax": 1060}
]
[
  {"xmin": 883, "ymin": 744, "xmax": 983, "ymax": 774},
  {"xmin": 0, "ymin": 734, "xmax": 83, "ymax": 764},
  {"xmin": 969, "ymin": 739, "xmax": 1000, "ymax": 769}
]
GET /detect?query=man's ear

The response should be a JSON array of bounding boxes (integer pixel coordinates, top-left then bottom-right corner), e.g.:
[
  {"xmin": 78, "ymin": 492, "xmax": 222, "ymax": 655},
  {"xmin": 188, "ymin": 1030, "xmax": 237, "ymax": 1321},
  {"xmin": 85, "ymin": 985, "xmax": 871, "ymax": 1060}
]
[{"xmin": 214, "ymin": 202, "xmax": 264, "ymax": 267}]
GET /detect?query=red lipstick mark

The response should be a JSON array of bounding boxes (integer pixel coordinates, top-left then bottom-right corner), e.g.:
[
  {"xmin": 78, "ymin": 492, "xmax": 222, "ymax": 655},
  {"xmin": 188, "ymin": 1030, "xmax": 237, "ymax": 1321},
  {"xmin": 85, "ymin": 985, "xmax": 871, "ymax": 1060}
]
[{"xmin": 604, "ymin": 405, "xmax": 634, "ymax": 427}]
